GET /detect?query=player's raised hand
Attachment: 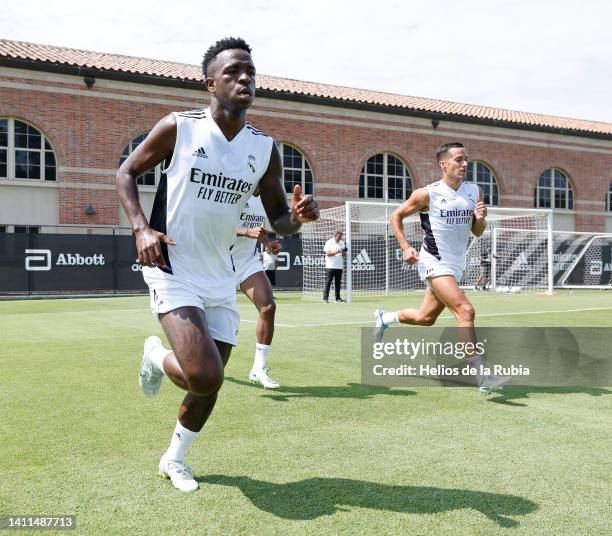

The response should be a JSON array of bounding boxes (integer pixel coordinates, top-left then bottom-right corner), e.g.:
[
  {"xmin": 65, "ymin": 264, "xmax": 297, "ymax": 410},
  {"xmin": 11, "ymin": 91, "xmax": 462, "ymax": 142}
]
[
  {"xmin": 402, "ymin": 245, "xmax": 419, "ymax": 265},
  {"xmin": 291, "ymin": 184, "xmax": 319, "ymax": 223},
  {"xmin": 474, "ymin": 201, "xmax": 487, "ymax": 220},
  {"xmin": 135, "ymin": 226, "xmax": 176, "ymax": 268}
]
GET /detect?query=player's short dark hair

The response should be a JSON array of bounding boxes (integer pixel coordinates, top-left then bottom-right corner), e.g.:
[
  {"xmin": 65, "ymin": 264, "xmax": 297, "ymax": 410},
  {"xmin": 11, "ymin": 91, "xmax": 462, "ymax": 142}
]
[
  {"xmin": 202, "ymin": 37, "xmax": 252, "ymax": 77},
  {"xmin": 335, "ymin": 231, "xmax": 343, "ymax": 236},
  {"xmin": 436, "ymin": 142, "xmax": 464, "ymax": 162}
]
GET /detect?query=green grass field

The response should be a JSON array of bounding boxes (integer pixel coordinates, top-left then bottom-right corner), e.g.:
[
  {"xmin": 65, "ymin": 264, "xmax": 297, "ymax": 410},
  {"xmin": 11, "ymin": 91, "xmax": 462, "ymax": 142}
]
[{"xmin": 1, "ymin": 291, "xmax": 611, "ymax": 535}]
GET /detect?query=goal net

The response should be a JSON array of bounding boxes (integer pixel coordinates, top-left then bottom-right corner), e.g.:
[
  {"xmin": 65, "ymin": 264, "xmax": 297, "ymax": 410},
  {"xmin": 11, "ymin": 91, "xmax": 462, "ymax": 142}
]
[
  {"xmin": 554, "ymin": 232, "xmax": 612, "ymax": 289},
  {"xmin": 301, "ymin": 201, "xmax": 554, "ymax": 300}
]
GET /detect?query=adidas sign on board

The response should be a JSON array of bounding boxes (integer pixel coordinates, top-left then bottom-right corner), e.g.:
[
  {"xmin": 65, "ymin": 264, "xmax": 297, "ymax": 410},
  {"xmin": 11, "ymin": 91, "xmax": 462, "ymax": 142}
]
[{"xmin": 352, "ymin": 249, "xmax": 375, "ymax": 271}]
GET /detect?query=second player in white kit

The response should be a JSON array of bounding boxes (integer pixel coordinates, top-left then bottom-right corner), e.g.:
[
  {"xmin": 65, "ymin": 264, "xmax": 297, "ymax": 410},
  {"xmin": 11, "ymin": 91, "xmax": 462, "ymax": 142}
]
[
  {"xmin": 233, "ymin": 193, "xmax": 282, "ymax": 388},
  {"xmin": 234, "ymin": 194, "xmax": 273, "ymax": 283},
  {"xmin": 374, "ymin": 142, "xmax": 510, "ymax": 394}
]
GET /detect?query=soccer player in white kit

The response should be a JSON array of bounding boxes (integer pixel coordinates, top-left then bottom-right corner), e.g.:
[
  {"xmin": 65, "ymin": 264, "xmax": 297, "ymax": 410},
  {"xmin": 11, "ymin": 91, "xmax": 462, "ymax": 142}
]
[
  {"xmin": 233, "ymin": 191, "xmax": 282, "ymax": 388},
  {"xmin": 374, "ymin": 142, "xmax": 509, "ymax": 393},
  {"xmin": 116, "ymin": 38, "xmax": 318, "ymax": 492}
]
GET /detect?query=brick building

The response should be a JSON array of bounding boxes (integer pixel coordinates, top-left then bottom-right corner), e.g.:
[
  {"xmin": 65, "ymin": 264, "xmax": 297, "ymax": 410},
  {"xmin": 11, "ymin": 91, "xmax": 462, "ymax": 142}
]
[{"xmin": 1, "ymin": 39, "xmax": 611, "ymax": 233}]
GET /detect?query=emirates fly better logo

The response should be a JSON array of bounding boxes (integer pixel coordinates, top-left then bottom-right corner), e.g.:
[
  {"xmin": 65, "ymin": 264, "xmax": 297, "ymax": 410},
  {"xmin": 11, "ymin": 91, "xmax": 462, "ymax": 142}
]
[{"xmin": 352, "ymin": 249, "xmax": 375, "ymax": 271}]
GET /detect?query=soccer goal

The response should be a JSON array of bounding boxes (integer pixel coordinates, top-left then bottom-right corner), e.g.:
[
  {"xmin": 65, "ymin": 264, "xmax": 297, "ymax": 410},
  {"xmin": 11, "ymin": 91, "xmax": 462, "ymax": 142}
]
[{"xmin": 301, "ymin": 201, "xmax": 554, "ymax": 300}]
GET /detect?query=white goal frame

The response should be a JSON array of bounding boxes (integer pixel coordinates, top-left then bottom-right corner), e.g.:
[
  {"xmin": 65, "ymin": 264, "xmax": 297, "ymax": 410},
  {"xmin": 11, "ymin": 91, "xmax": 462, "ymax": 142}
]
[{"xmin": 340, "ymin": 201, "xmax": 554, "ymax": 301}]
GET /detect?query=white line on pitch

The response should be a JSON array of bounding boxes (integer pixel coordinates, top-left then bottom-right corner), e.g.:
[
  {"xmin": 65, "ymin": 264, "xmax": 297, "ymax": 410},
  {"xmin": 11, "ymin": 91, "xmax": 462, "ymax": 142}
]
[
  {"xmin": 240, "ymin": 319, "xmax": 296, "ymax": 327},
  {"xmin": 276, "ymin": 306, "xmax": 612, "ymax": 328},
  {"xmin": 451, "ymin": 306, "xmax": 612, "ymax": 319}
]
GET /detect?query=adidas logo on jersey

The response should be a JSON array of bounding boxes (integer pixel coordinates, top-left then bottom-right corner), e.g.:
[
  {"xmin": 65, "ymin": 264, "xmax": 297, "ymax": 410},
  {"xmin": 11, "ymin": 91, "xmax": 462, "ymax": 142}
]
[
  {"xmin": 192, "ymin": 147, "xmax": 208, "ymax": 159},
  {"xmin": 440, "ymin": 198, "xmax": 447, "ymax": 204},
  {"xmin": 352, "ymin": 249, "xmax": 375, "ymax": 271}
]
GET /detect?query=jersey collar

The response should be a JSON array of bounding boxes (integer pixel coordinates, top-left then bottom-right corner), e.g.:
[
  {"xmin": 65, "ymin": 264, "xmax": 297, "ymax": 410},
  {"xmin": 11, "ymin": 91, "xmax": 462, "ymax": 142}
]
[{"xmin": 206, "ymin": 107, "xmax": 248, "ymax": 144}]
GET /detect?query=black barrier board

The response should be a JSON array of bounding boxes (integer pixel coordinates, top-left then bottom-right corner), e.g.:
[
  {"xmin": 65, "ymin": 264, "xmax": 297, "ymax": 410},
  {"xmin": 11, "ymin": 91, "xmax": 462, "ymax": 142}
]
[
  {"xmin": 26, "ymin": 234, "xmax": 115, "ymax": 291},
  {"xmin": 0, "ymin": 234, "xmax": 307, "ymax": 294},
  {"xmin": 114, "ymin": 235, "xmax": 148, "ymax": 291},
  {"xmin": 0, "ymin": 234, "xmax": 29, "ymax": 292},
  {"xmin": 272, "ymin": 238, "xmax": 303, "ymax": 288}
]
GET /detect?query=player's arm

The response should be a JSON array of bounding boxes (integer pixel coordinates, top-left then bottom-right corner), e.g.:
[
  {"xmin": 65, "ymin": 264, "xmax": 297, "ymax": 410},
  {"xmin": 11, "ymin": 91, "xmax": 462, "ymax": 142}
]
[
  {"xmin": 390, "ymin": 188, "xmax": 429, "ymax": 265},
  {"xmin": 259, "ymin": 143, "xmax": 319, "ymax": 235},
  {"xmin": 116, "ymin": 114, "xmax": 177, "ymax": 268},
  {"xmin": 472, "ymin": 187, "xmax": 487, "ymax": 237},
  {"xmin": 236, "ymin": 226, "xmax": 269, "ymax": 246}
]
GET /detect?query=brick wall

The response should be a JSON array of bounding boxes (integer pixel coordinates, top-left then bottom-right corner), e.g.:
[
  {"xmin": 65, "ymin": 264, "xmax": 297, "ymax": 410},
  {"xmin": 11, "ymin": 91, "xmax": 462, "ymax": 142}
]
[{"xmin": 0, "ymin": 68, "xmax": 610, "ymax": 231}]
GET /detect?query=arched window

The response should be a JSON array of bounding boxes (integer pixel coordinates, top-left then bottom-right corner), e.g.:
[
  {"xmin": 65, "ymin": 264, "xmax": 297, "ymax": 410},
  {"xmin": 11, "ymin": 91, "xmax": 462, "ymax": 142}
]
[
  {"xmin": 0, "ymin": 118, "xmax": 56, "ymax": 181},
  {"xmin": 279, "ymin": 143, "xmax": 313, "ymax": 195},
  {"xmin": 535, "ymin": 168, "xmax": 573, "ymax": 209},
  {"xmin": 119, "ymin": 133, "xmax": 161, "ymax": 187},
  {"xmin": 607, "ymin": 181, "xmax": 612, "ymax": 212},
  {"xmin": 359, "ymin": 153, "xmax": 412, "ymax": 201},
  {"xmin": 465, "ymin": 161, "xmax": 499, "ymax": 206}
]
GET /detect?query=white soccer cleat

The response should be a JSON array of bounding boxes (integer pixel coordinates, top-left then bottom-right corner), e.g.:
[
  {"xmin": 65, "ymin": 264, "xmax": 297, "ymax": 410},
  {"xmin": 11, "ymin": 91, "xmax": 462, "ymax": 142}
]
[
  {"xmin": 374, "ymin": 308, "xmax": 388, "ymax": 342},
  {"xmin": 158, "ymin": 454, "xmax": 199, "ymax": 493},
  {"xmin": 139, "ymin": 336, "xmax": 164, "ymax": 398},
  {"xmin": 479, "ymin": 374, "xmax": 511, "ymax": 394},
  {"xmin": 249, "ymin": 367, "xmax": 280, "ymax": 389}
]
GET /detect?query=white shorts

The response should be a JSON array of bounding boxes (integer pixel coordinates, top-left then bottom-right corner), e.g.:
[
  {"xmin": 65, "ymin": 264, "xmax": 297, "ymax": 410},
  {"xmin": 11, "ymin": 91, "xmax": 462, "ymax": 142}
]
[
  {"xmin": 417, "ymin": 249, "xmax": 464, "ymax": 288},
  {"xmin": 235, "ymin": 254, "xmax": 264, "ymax": 286},
  {"xmin": 148, "ymin": 278, "xmax": 239, "ymax": 346}
]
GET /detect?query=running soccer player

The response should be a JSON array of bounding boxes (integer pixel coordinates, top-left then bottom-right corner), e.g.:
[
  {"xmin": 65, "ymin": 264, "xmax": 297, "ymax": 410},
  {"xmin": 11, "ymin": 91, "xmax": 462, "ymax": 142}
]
[
  {"xmin": 234, "ymin": 190, "xmax": 282, "ymax": 389},
  {"xmin": 374, "ymin": 142, "xmax": 508, "ymax": 393},
  {"xmin": 116, "ymin": 37, "xmax": 318, "ymax": 492}
]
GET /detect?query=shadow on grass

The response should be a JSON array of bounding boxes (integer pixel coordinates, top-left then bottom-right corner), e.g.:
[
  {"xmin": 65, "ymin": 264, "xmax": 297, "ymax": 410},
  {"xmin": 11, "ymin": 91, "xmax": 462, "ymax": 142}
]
[
  {"xmin": 225, "ymin": 377, "xmax": 416, "ymax": 402},
  {"xmin": 487, "ymin": 386, "xmax": 611, "ymax": 407},
  {"xmin": 197, "ymin": 475, "xmax": 537, "ymax": 527}
]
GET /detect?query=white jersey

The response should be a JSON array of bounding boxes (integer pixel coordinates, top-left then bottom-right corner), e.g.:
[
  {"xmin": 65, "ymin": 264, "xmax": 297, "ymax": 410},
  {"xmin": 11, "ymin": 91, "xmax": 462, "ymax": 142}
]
[
  {"xmin": 419, "ymin": 180, "xmax": 479, "ymax": 271},
  {"xmin": 232, "ymin": 195, "xmax": 270, "ymax": 267},
  {"xmin": 324, "ymin": 238, "xmax": 345, "ymax": 269},
  {"xmin": 143, "ymin": 108, "xmax": 274, "ymax": 301}
]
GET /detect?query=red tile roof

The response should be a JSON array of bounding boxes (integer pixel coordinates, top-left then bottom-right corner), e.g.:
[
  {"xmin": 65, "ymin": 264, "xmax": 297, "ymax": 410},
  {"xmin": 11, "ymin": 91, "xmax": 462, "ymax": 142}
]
[{"xmin": 1, "ymin": 39, "xmax": 611, "ymax": 137}]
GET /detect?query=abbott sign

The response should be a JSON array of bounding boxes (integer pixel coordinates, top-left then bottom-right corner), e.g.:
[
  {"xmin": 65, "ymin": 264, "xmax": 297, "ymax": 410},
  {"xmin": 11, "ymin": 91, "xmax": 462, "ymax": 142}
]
[{"xmin": 25, "ymin": 249, "xmax": 106, "ymax": 271}]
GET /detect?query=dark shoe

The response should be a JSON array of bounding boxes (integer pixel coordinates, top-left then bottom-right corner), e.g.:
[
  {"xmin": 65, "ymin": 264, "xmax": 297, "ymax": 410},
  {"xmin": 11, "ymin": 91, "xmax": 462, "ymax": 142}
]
[{"xmin": 335, "ymin": 298, "xmax": 345, "ymax": 303}]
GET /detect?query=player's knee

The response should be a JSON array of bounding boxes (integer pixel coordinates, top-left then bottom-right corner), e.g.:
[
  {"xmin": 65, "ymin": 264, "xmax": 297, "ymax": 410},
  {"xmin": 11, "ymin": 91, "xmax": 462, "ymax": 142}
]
[
  {"xmin": 456, "ymin": 302, "xmax": 475, "ymax": 322},
  {"xmin": 259, "ymin": 300, "xmax": 276, "ymax": 320},
  {"xmin": 186, "ymin": 366, "xmax": 224, "ymax": 396}
]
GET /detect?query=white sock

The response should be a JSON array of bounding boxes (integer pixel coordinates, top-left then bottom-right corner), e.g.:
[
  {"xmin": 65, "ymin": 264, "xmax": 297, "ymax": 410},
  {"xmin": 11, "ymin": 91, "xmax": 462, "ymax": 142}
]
[
  {"xmin": 149, "ymin": 344, "xmax": 170, "ymax": 375},
  {"xmin": 252, "ymin": 343, "xmax": 271, "ymax": 371},
  {"xmin": 381, "ymin": 311, "xmax": 399, "ymax": 325},
  {"xmin": 165, "ymin": 421, "xmax": 198, "ymax": 462}
]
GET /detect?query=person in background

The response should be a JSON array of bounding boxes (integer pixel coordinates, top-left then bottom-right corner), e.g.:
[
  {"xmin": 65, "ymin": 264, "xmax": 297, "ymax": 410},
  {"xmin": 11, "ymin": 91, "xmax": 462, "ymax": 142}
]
[{"xmin": 323, "ymin": 231, "xmax": 346, "ymax": 303}]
